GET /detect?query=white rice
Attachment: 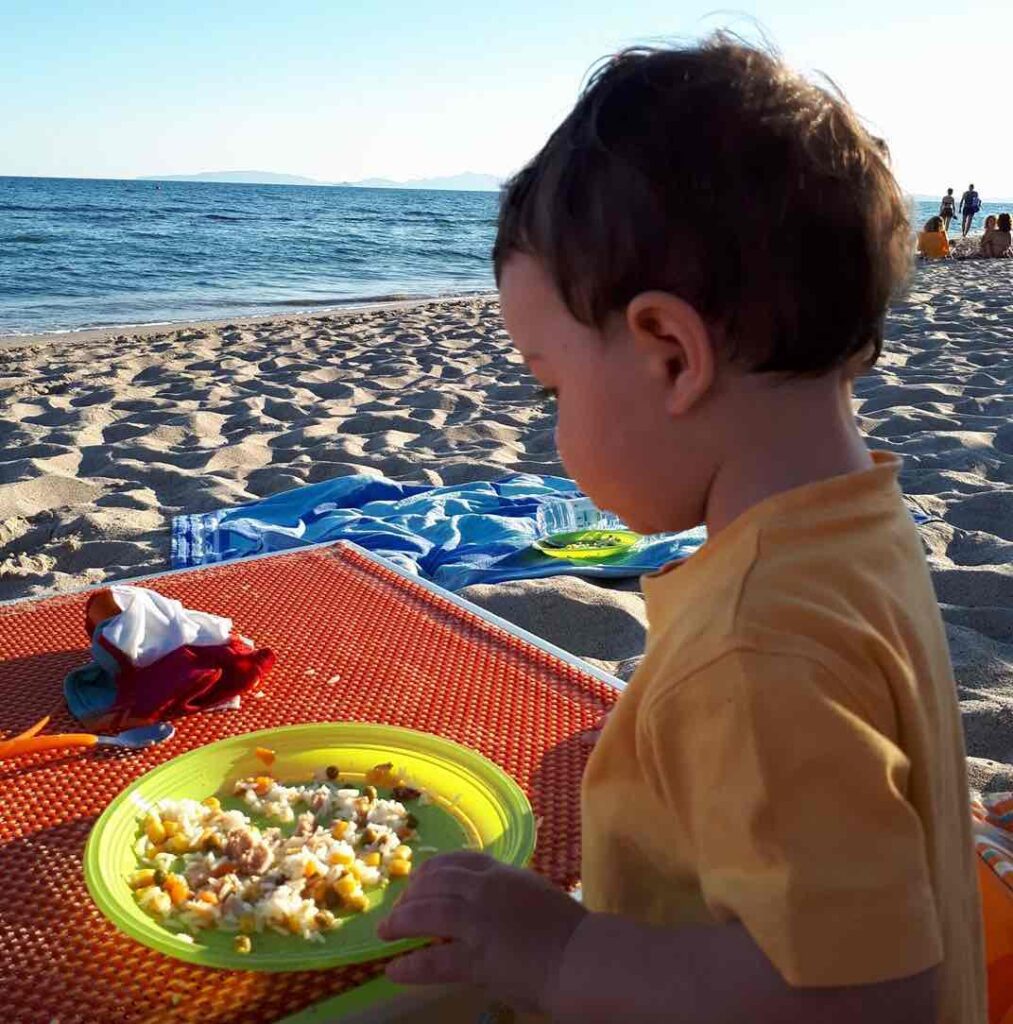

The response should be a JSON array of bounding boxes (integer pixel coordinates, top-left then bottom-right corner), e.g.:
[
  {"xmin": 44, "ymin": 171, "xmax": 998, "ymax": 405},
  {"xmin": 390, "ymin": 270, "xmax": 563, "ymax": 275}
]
[{"xmin": 129, "ymin": 770, "xmax": 421, "ymax": 949}]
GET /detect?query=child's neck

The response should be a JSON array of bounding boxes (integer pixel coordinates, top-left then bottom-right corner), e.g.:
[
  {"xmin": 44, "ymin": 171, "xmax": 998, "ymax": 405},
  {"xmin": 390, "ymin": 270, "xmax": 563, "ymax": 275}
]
[{"xmin": 704, "ymin": 372, "xmax": 873, "ymax": 537}]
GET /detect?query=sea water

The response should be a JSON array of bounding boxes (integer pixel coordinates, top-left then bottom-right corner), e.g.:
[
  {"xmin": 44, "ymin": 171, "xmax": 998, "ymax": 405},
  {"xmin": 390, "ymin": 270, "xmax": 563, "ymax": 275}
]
[
  {"xmin": 0, "ymin": 176, "xmax": 498, "ymax": 336},
  {"xmin": 2, "ymin": 175, "xmax": 1007, "ymax": 337}
]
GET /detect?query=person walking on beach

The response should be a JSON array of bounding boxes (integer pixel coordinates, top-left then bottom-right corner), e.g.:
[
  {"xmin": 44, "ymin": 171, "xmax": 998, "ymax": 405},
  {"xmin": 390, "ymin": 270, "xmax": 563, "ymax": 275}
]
[
  {"xmin": 380, "ymin": 36, "xmax": 986, "ymax": 1024},
  {"xmin": 939, "ymin": 188, "xmax": 956, "ymax": 232},
  {"xmin": 959, "ymin": 183, "xmax": 981, "ymax": 236}
]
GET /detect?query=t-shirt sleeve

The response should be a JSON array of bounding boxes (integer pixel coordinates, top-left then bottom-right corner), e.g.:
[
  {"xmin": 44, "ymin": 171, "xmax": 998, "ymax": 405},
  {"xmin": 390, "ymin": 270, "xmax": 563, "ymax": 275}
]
[{"xmin": 639, "ymin": 646, "xmax": 943, "ymax": 987}]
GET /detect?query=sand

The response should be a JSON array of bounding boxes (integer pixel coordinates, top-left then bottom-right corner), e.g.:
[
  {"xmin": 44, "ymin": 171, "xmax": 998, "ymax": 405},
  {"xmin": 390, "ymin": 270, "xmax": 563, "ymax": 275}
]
[{"xmin": 1, "ymin": 262, "xmax": 1011, "ymax": 782}]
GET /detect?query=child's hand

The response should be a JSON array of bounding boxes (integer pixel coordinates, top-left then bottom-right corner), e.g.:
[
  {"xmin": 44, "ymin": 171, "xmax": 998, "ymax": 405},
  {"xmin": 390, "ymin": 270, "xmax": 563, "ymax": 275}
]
[{"xmin": 377, "ymin": 851, "xmax": 586, "ymax": 1011}]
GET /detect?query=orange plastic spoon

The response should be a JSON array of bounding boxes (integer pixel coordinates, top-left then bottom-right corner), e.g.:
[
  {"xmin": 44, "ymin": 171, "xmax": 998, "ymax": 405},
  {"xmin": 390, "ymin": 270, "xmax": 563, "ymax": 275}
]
[{"xmin": 0, "ymin": 722, "xmax": 174, "ymax": 760}]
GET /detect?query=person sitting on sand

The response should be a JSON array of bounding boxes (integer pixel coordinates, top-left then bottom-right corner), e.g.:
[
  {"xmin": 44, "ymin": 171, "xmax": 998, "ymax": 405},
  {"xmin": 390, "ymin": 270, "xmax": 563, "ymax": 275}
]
[
  {"xmin": 939, "ymin": 188, "xmax": 956, "ymax": 232},
  {"xmin": 980, "ymin": 212, "xmax": 1012, "ymax": 258},
  {"xmin": 379, "ymin": 35, "xmax": 984, "ymax": 1024},
  {"xmin": 917, "ymin": 215, "xmax": 951, "ymax": 259}
]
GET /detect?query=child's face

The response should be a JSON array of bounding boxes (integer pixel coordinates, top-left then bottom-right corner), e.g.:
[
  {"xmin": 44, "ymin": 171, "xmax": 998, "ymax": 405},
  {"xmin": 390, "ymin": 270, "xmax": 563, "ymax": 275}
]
[{"xmin": 499, "ymin": 254, "xmax": 702, "ymax": 533}]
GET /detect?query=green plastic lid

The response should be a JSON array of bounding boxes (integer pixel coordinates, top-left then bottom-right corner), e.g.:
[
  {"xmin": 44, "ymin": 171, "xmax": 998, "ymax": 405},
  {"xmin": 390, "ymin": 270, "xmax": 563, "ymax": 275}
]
[{"xmin": 534, "ymin": 528, "xmax": 640, "ymax": 561}]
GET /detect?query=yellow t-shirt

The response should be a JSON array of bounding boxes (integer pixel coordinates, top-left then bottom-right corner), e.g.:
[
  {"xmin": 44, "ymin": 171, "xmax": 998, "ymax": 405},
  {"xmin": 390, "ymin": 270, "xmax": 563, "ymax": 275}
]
[
  {"xmin": 581, "ymin": 453, "xmax": 984, "ymax": 1022},
  {"xmin": 918, "ymin": 230, "xmax": 951, "ymax": 258}
]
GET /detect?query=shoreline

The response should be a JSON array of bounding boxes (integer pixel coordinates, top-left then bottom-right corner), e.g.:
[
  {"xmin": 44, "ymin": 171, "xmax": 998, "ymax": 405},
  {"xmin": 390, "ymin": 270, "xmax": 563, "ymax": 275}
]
[{"xmin": 0, "ymin": 291, "xmax": 497, "ymax": 351}]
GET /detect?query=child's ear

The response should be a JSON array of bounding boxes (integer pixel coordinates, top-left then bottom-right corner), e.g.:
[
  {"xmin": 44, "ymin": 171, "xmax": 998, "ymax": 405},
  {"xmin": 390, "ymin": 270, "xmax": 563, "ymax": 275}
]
[{"xmin": 625, "ymin": 292, "xmax": 715, "ymax": 416}]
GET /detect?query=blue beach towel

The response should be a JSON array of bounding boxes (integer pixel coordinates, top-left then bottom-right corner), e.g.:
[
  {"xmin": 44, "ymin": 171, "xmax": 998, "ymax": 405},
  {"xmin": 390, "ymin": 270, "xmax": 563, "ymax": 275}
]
[
  {"xmin": 171, "ymin": 473, "xmax": 939, "ymax": 593},
  {"xmin": 171, "ymin": 473, "xmax": 707, "ymax": 591}
]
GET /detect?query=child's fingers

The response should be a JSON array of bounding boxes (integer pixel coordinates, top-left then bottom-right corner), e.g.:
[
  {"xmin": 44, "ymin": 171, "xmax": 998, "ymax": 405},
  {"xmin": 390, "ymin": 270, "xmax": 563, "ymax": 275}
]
[
  {"xmin": 394, "ymin": 865, "xmax": 485, "ymax": 906},
  {"xmin": 386, "ymin": 939, "xmax": 473, "ymax": 986},
  {"xmin": 414, "ymin": 850, "xmax": 497, "ymax": 877},
  {"xmin": 378, "ymin": 896, "xmax": 472, "ymax": 943}
]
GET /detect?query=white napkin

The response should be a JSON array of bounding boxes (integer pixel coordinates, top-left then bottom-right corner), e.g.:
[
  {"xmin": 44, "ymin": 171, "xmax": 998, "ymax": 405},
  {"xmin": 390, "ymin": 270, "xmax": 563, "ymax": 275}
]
[{"xmin": 103, "ymin": 585, "xmax": 233, "ymax": 667}]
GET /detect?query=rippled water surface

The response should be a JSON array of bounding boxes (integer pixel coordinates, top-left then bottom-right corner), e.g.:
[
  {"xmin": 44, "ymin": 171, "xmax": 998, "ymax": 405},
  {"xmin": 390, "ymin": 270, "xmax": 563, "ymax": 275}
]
[{"xmin": 0, "ymin": 176, "xmax": 498, "ymax": 335}]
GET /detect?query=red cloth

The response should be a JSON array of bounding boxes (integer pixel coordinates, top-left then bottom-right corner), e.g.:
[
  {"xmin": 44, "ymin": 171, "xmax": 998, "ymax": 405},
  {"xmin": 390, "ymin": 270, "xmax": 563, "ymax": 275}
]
[{"xmin": 93, "ymin": 632, "xmax": 275, "ymax": 731}]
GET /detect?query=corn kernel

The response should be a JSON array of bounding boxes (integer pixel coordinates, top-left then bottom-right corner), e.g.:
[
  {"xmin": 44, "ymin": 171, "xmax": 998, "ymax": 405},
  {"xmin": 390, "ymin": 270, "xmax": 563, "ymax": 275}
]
[
  {"xmin": 329, "ymin": 848, "xmax": 354, "ymax": 866},
  {"xmin": 234, "ymin": 935, "xmax": 252, "ymax": 954},
  {"xmin": 362, "ymin": 852, "xmax": 381, "ymax": 868},
  {"xmin": 129, "ymin": 868, "xmax": 157, "ymax": 889},
  {"xmin": 168, "ymin": 834, "xmax": 191, "ymax": 854},
  {"xmin": 389, "ymin": 859, "xmax": 412, "ymax": 878},
  {"xmin": 201, "ymin": 796, "xmax": 221, "ymax": 813},
  {"xmin": 162, "ymin": 820, "xmax": 182, "ymax": 838},
  {"xmin": 345, "ymin": 892, "xmax": 369, "ymax": 913},
  {"xmin": 394, "ymin": 845, "xmax": 413, "ymax": 861},
  {"xmin": 303, "ymin": 860, "xmax": 319, "ymax": 878},
  {"xmin": 331, "ymin": 820, "xmax": 351, "ymax": 840},
  {"xmin": 143, "ymin": 814, "xmax": 166, "ymax": 845},
  {"xmin": 335, "ymin": 875, "xmax": 359, "ymax": 898}
]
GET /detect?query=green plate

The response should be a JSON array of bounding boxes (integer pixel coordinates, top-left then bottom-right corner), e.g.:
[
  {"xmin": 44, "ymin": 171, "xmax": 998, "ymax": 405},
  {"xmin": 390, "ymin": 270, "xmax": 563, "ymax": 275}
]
[
  {"xmin": 84, "ymin": 723, "xmax": 535, "ymax": 972},
  {"xmin": 534, "ymin": 528, "xmax": 640, "ymax": 561}
]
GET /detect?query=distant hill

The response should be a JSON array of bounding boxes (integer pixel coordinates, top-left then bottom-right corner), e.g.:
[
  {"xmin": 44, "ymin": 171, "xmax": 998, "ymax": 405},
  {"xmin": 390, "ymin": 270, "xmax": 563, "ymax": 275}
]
[
  {"xmin": 136, "ymin": 170, "xmax": 503, "ymax": 191},
  {"xmin": 337, "ymin": 172, "xmax": 502, "ymax": 192},
  {"xmin": 138, "ymin": 170, "xmax": 325, "ymax": 185}
]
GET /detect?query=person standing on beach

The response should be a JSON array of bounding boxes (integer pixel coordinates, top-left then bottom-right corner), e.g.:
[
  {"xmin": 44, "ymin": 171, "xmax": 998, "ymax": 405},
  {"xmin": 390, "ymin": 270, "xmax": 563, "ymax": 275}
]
[
  {"xmin": 380, "ymin": 36, "xmax": 986, "ymax": 1024},
  {"xmin": 960, "ymin": 183, "xmax": 981, "ymax": 236},
  {"xmin": 940, "ymin": 188, "xmax": 956, "ymax": 232}
]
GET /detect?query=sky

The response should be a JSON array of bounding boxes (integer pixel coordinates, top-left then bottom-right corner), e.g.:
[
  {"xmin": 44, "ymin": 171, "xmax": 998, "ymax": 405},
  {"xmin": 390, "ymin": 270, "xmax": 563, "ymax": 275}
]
[{"xmin": 2, "ymin": 0, "xmax": 1011, "ymax": 197}]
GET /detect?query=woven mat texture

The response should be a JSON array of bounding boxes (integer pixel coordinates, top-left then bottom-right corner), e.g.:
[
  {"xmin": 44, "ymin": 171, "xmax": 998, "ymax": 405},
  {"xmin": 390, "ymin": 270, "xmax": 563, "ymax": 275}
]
[{"xmin": 0, "ymin": 545, "xmax": 615, "ymax": 1023}]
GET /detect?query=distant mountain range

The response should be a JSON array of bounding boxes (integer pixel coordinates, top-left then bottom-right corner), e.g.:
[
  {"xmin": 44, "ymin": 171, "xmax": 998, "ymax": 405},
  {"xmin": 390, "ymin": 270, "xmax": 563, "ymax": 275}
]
[
  {"xmin": 334, "ymin": 172, "xmax": 503, "ymax": 191},
  {"xmin": 138, "ymin": 170, "xmax": 503, "ymax": 191}
]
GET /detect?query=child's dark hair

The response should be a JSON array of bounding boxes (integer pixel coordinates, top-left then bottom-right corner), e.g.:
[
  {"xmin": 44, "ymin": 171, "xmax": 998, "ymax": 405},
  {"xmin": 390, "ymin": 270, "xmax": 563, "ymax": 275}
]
[
  {"xmin": 493, "ymin": 35, "xmax": 911, "ymax": 374},
  {"xmin": 925, "ymin": 216, "xmax": 943, "ymax": 233}
]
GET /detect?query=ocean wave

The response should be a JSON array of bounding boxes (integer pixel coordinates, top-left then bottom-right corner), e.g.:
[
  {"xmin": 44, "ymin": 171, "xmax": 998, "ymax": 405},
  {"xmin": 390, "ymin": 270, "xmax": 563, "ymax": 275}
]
[
  {"xmin": 264, "ymin": 290, "xmax": 492, "ymax": 308},
  {"xmin": 6, "ymin": 232, "xmax": 54, "ymax": 243},
  {"xmin": 205, "ymin": 214, "xmax": 245, "ymax": 222}
]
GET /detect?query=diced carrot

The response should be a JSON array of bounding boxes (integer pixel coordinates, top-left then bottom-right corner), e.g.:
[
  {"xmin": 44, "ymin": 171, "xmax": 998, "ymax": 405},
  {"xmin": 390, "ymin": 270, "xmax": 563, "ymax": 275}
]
[
  {"xmin": 254, "ymin": 747, "xmax": 276, "ymax": 768},
  {"xmin": 164, "ymin": 873, "xmax": 190, "ymax": 907},
  {"xmin": 365, "ymin": 762, "xmax": 395, "ymax": 786}
]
